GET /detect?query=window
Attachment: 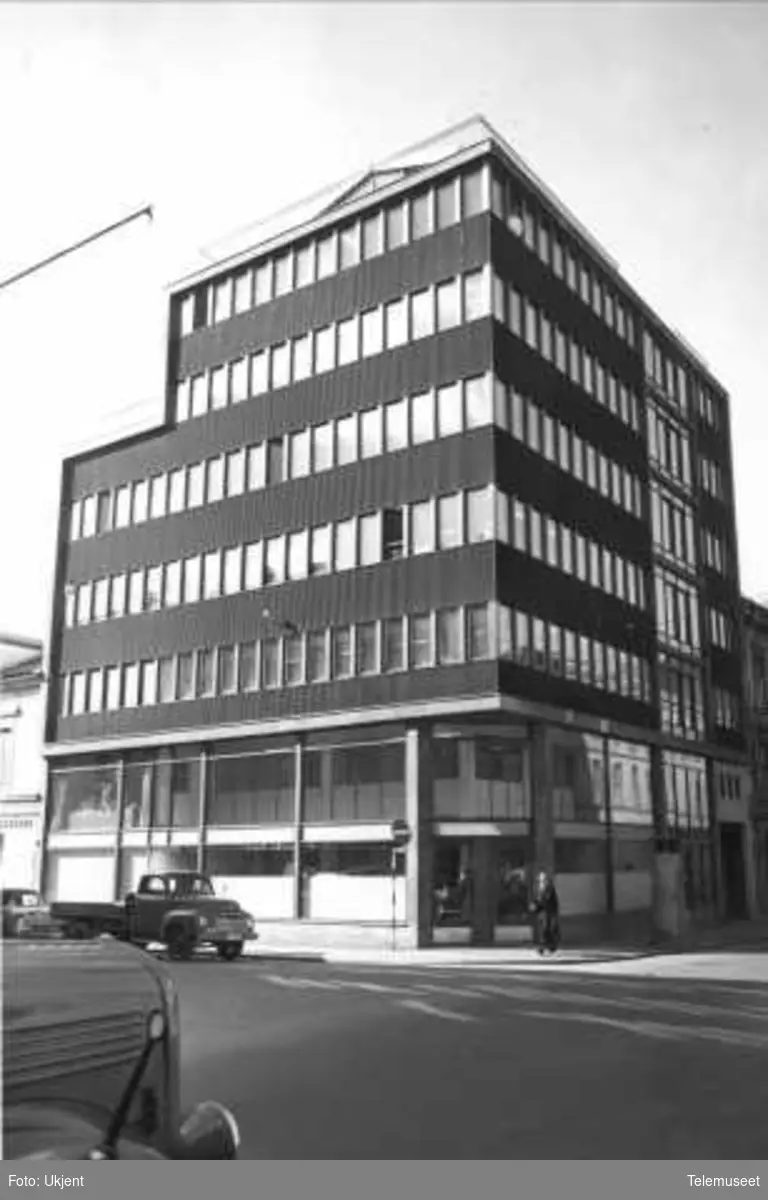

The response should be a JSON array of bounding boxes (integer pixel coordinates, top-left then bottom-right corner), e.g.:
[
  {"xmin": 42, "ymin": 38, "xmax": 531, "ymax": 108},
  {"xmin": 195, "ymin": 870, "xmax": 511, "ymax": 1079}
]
[
  {"xmin": 76, "ymin": 582, "xmax": 92, "ymax": 626},
  {"xmin": 234, "ymin": 271, "xmax": 252, "ymax": 313},
  {"xmin": 139, "ymin": 661, "xmax": 157, "ymax": 707},
  {"xmin": 283, "ymin": 634, "xmax": 304, "ymax": 686},
  {"xmin": 386, "ymin": 203, "xmax": 407, "ymax": 250},
  {"xmin": 93, "ymin": 491, "xmax": 111, "ymax": 535},
  {"xmin": 436, "ymin": 278, "xmax": 460, "ymax": 330},
  {"xmin": 183, "ymin": 556, "xmax": 201, "ymax": 605},
  {"xmin": 362, "ymin": 307, "xmax": 384, "ymax": 357},
  {"xmin": 437, "ymin": 609, "xmax": 462, "ymax": 663},
  {"xmin": 64, "ymin": 586, "xmax": 76, "ymax": 628},
  {"xmin": 190, "ymin": 375, "xmax": 208, "ymax": 418},
  {"xmin": 210, "ymin": 366, "xmax": 228, "ymax": 410},
  {"xmin": 315, "ymin": 325, "xmax": 335, "ymax": 374},
  {"xmin": 385, "ymin": 298, "xmax": 408, "ymax": 349},
  {"xmin": 288, "ymin": 530, "xmax": 309, "ymax": 580},
  {"xmin": 382, "ymin": 509, "xmax": 404, "ymax": 560},
  {"xmin": 93, "ymin": 578, "xmax": 109, "ymax": 622},
  {"xmin": 133, "ymin": 480, "xmax": 148, "ymax": 524},
  {"xmin": 217, "ymin": 646, "xmax": 236, "ymax": 695},
  {"xmin": 250, "ymin": 351, "xmax": 268, "ymax": 396},
  {"xmin": 545, "ymin": 518, "xmax": 559, "ymax": 567},
  {"xmin": 409, "ymin": 613, "xmax": 433, "ymax": 668},
  {"xmin": 465, "ymin": 375, "xmax": 492, "ymax": 428},
  {"xmin": 338, "ymin": 315, "xmax": 359, "ymax": 365},
  {"xmin": 529, "ymin": 509, "xmax": 542, "ymax": 559},
  {"xmin": 336, "ymin": 415, "xmax": 358, "ymax": 465},
  {"xmin": 105, "ymin": 666, "xmax": 122, "ymax": 710},
  {"xmin": 203, "ymin": 456, "xmax": 223, "ymax": 504},
  {"xmin": 411, "ymin": 289, "xmax": 434, "ymax": 340},
  {"xmin": 360, "ymin": 407, "xmax": 382, "ymax": 459},
  {"xmin": 462, "ymin": 169, "xmax": 485, "ymax": 218},
  {"xmin": 187, "ymin": 463, "xmax": 204, "ymax": 508},
  {"xmin": 437, "ymin": 382, "xmax": 462, "ymax": 437},
  {"xmin": 196, "ymin": 650, "xmax": 215, "ymax": 697},
  {"xmin": 359, "ymin": 513, "xmax": 381, "ymax": 567},
  {"xmin": 86, "ymin": 668, "xmax": 103, "ymax": 713},
  {"xmin": 267, "ymin": 437, "xmax": 284, "ymax": 484},
  {"xmin": 362, "ymin": 213, "xmax": 383, "ymax": 260},
  {"xmin": 265, "ymin": 536, "xmax": 286, "ymax": 585},
  {"xmin": 332, "ymin": 627, "xmax": 353, "ymax": 678},
  {"xmin": 307, "ymin": 631, "xmax": 329, "ymax": 682},
  {"xmin": 254, "ymin": 262, "xmax": 273, "ymax": 305},
  {"xmin": 467, "ymin": 487, "xmax": 494, "ymax": 542},
  {"xmin": 463, "ymin": 269, "xmax": 488, "ymax": 321},
  {"xmin": 203, "ymin": 551, "xmax": 221, "ymax": 600},
  {"xmin": 317, "ymin": 233, "xmax": 337, "ymax": 278},
  {"xmin": 145, "ymin": 566, "xmax": 162, "ymax": 612},
  {"xmin": 411, "ymin": 390, "xmax": 435, "ymax": 444},
  {"xmin": 224, "ymin": 449, "xmax": 244, "ymax": 497},
  {"xmin": 271, "ymin": 342, "xmax": 290, "ymax": 390},
  {"xmin": 385, "ymin": 398, "xmax": 408, "ymax": 452},
  {"xmin": 356, "ymin": 623, "xmax": 378, "ymax": 675},
  {"xmin": 312, "ymin": 422, "xmax": 334, "ymax": 472},
  {"xmin": 310, "ymin": 525, "xmax": 332, "ymax": 576},
  {"xmin": 466, "ymin": 604, "xmax": 490, "ymax": 660},
  {"xmin": 109, "ymin": 574, "xmax": 126, "ymax": 619},
  {"xmin": 335, "ymin": 519, "xmax": 356, "ymax": 571},
  {"xmin": 512, "ymin": 499, "xmax": 527, "ymax": 551},
  {"xmin": 438, "ymin": 493, "xmax": 462, "ymax": 549},
  {"xmin": 542, "ymin": 414, "xmax": 555, "ymax": 461},
  {"xmin": 274, "ymin": 253, "xmax": 293, "ymax": 296},
  {"xmin": 410, "ymin": 500, "xmax": 434, "ymax": 555},
  {"xmin": 436, "ymin": 179, "xmax": 458, "ymax": 228},
  {"xmin": 223, "ymin": 546, "xmax": 242, "ymax": 595},
  {"xmin": 382, "ymin": 618, "xmax": 405, "ymax": 672},
  {"xmin": 123, "ymin": 664, "xmax": 139, "ymax": 709},
  {"xmin": 290, "ymin": 333, "xmax": 313, "ymax": 382},
  {"xmin": 288, "ymin": 430, "xmax": 310, "ymax": 480},
  {"xmin": 128, "ymin": 570, "xmax": 144, "ymax": 615},
  {"xmin": 524, "ymin": 301, "xmax": 538, "ymax": 349},
  {"xmin": 146, "ymin": 474, "xmax": 167, "ymax": 521},
  {"xmin": 177, "ymin": 653, "xmax": 194, "ymax": 701},
  {"xmin": 239, "ymin": 642, "xmax": 257, "ymax": 691},
  {"xmin": 169, "ymin": 469, "xmax": 186, "ymax": 514},
  {"xmin": 339, "ymin": 223, "xmax": 360, "ymax": 270},
  {"xmin": 411, "ymin": 192, "xmax": 432, "ymax": 240},
  {"xmin": 527, "ymin": 404, "xmax": 540, "ymax": 453}
]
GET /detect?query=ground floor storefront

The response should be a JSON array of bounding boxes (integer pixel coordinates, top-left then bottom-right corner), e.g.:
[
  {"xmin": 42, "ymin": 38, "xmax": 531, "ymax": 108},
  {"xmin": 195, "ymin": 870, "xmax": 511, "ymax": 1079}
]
[{"xmin": 42, "ymin": 714, "xmax": 745, "ymax": 946}]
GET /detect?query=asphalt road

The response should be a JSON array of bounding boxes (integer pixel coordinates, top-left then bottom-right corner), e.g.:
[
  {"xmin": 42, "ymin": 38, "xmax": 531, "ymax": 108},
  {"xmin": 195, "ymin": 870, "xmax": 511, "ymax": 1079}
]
[{"xmin": 170, "ymin": 951, "xmax": 768, "ymax": 1159}]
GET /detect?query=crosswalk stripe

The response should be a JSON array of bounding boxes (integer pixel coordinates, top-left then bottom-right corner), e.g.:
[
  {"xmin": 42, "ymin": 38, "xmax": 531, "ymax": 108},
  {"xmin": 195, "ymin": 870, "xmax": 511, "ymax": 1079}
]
[{"xmin": 398, "ymin": 999, "xmax": 477, "ymax": 1023}]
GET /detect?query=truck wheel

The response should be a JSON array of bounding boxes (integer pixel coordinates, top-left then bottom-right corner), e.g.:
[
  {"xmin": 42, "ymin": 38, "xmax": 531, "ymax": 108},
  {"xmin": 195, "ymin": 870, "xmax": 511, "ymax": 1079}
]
[
  {"xmin": 166, "ymin": 925, "xmax": 194, "ymax": 961},
  {"xmin": 217, "ymin": 942, "xmax": 243, "ymax": 962}
]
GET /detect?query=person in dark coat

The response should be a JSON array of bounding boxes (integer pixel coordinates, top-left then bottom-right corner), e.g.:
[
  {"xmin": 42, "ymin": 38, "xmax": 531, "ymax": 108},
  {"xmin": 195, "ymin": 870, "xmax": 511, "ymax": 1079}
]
[{"xmin": 530, "ymin": 870, "xmax": 560, "ymax": 955}]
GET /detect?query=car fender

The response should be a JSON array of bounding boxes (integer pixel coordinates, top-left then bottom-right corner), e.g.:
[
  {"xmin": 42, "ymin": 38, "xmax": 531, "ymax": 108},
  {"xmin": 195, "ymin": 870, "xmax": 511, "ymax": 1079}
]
[{"xmin": 159, "ymin": 909, "xmax": 202, "ymax": 944}]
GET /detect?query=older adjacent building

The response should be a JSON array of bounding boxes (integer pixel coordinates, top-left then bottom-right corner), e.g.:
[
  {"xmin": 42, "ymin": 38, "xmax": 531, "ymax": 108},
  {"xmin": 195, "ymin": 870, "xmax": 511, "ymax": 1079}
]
[
  {"xmin": 41, "ymin": 116, "xmax": 749, "ymax": 945},
  {"xmin": 0, "ymin": 635, "xmax": 46, "ymax": 890},
  {"xmin": 743, "ymin": 598, "xmax": 768, "ymax": 914}
]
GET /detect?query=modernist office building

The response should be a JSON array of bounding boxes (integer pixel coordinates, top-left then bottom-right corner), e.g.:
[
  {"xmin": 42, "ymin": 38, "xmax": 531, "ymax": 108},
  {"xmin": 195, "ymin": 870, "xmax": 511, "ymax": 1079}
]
[{"xmin": 42, "ymin": 117, "xmax": 750, "ymax": 944}]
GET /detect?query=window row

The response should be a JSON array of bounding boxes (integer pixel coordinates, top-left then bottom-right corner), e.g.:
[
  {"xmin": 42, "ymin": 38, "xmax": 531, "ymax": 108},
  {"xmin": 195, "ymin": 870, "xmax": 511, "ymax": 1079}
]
[
  {"xmin": 654, "ymin": 570, "xmax": 701, "ymax": 655},
  {"xmin": 495, "ymin": 379, "xmax": 644, "ymax": 520},
  {"xmin": 662, "ymin": 755, "xmax": 709, "ymax": 832},
  {"xmin": 650, "ymin": 485, "xmax": 697, "ymax": 572},
  {"xmin": 179, "ymin": 166, "xmax": 490, "ymax": 335},
  {"xmin": 60, "ymin": 602, "xmax": 497, "ymax": 717},
  {"xmin": 712, "ymin": 687, "xmax": 740, "ymax": 731},
  {"xmin": 490, "ymin": 168, "xmax": 637, "ymax": 349},
  {"xmin": 64, "ymin": 486, "xmax": 504, "ymax": 628},
  {"xmin": 174, "ymin": 264, "xmax": 491, "ymax": 424},
  {"xmin": 699, "ymin": 456, "xmax": 726, "ymax": 502},
  {"xmin": 702, "ymin": 528, "xmax": 728, "ymax": 576},
  {"xmin": 69, "ymin": 372, "xmax": 494, "ymax": 542},
  {"xmin": 501, "ymin": 495, "xmax": 647, "ymax": 610},
  {"xmin": 658, "ymin": 655, "xmax": 705, "ymax": 742},
  {"xmin": 647, "ymin": 402, "xmax": 692, "ymax": 491},
  {"xmin": 642, "ymin": 331, "xmax": 689, "ymax": 415},
  {"xmin": 492, "ymin": 273, "xmax": 641, "ymax": 435},
  {"xmin": 498, "ymin": 606, "xmax": 653, "ymax": 704}
]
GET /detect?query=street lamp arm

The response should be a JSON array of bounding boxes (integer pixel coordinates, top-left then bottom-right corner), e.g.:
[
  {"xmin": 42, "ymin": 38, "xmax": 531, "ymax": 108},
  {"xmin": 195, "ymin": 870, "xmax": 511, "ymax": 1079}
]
[{"xmin": 0, "ymin": 204, "xmax": 154, "ymax": 292}]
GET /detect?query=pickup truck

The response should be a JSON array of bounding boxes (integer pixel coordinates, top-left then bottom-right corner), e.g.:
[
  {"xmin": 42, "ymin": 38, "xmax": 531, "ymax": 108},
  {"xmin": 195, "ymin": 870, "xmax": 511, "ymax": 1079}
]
[
  {"xmin": 4, "ymin": 936, "xmax": 240, "ymax": 1160},
  {"xmin": 51, "ymin": 870, "xmax": 256, "ymax": 961}
]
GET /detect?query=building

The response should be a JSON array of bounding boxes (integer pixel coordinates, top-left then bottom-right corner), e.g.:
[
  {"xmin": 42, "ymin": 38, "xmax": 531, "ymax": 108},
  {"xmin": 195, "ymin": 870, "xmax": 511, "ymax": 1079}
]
[
  {"xmin": 42, "ymin": 116, "xmax": 751, "ymax": 945},
  {"xmin": 0, "ymin": 635, "xmax": 46, "ymax": 890},
  {"xmin": 742, "ymin": 597, "xmax": 768, "ymax": 914}
]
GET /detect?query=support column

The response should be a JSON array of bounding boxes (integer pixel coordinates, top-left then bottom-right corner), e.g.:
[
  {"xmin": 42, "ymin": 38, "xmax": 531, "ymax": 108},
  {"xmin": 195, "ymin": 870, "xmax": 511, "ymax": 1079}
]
[
  {"xmin": 405, "ymin": 723, "xmax": 434, "ymax": 948},
  {"xmin": 706, "ymin": 756, "xmax": 724, "ymax": 921},
  {"xmin": 293, "ymin": 738, "xmax": 304, "ymax": 920},
  {"xmin": 530, "ymin": 723, "xmax": 555, "ymax": 877},
  {"xmin": 111, "ymin": 758, "xmax": 126, "ymax": 901},
  {"xmin": 649, "ymin": 742, "xmax": 666, "ymax": 938},
  {"xmin": 602, "ymin": 736, "xmax": 615, "ymax": 916},
  {"xmin": 470, "ymin": 838, "xmax": 498, "ymax": 946},
  {"xmin": 196, "ymin": 748, "xmax": 209, "ymax": 874}
]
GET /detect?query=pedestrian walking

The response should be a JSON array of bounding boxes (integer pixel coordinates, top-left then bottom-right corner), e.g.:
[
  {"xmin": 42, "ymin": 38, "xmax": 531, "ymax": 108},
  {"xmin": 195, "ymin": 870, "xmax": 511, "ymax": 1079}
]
[{"xmin": 530, "ymin": 870, "xmax": 560, "ymax": 955}]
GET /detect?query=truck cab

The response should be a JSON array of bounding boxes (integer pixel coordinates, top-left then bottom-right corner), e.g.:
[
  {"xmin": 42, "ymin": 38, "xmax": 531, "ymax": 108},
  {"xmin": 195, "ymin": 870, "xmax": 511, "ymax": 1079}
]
[{"xmin": 126, "ymin": 871, "xmax": 256, "ymax": 961}]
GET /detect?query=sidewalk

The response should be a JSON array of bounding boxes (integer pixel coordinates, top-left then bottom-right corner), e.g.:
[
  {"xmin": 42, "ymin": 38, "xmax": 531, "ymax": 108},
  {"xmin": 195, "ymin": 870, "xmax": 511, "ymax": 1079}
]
[{"xmin": 245, "ymin": 916, "xmax": 768, "ymax": 968}]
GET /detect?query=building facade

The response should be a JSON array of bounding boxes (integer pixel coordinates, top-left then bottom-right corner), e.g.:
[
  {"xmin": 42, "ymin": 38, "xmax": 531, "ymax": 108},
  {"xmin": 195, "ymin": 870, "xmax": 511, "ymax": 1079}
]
[
  {"xmin": 42, "ymin": 117, "xmax": 750, "ymax": 944},
  {"xmin": 1, "ymin": 636, "xmax": 46, "ymax": 891},
  {"xmin": 743, "ymin": 598, "xmax": 768, "ymax": 915}
]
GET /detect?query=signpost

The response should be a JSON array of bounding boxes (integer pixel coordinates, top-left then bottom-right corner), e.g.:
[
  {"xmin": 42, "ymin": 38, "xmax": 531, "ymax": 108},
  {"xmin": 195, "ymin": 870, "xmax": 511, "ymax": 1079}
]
[{"xmin": 389, "ymin": 819, "xmax": 411, "ymax": 951}]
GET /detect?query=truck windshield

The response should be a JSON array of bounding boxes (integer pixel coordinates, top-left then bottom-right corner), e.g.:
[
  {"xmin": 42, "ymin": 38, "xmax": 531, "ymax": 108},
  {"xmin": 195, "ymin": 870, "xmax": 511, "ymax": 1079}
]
[{"xmin": 171, "ymin": 876, "xmax": 214, "ymax": 897}]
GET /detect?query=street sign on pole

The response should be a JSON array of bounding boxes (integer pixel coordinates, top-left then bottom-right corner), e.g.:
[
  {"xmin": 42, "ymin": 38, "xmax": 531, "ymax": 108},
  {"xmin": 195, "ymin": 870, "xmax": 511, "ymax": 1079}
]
[
  {"xmin": 390, "ymin": 818, "xmax": 411, "ymax": 849},
  {"xmin": 389, "ymin": 820, "xmax": 411, "ymax": 951}
]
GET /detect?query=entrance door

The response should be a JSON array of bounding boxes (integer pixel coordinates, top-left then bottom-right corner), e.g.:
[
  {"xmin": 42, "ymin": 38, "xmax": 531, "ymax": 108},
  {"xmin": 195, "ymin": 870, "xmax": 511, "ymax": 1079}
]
[
  {"xmin": 433, "ymin": 841, "xmax": 474, "ymax": 930},
  {"xmin": 720, "ymin": 824, "xmax": 747, "ymax": 919}
]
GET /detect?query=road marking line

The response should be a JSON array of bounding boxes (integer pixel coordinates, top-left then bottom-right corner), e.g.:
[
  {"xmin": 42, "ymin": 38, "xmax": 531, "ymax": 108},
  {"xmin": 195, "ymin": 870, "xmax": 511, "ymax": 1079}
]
[
  {"xmin": 472, "ymin": 982, "xmax": 768, "ymax": 1023},
  {"xmin": 516, "ymin": 1007, "xmax": 768, "ymax": 1049},
  {"xmin": 408, "ymin": 982, "xmax": 493, "ymax": 1000},
  {"xmin": 398, "ymin": 999, "xmax": 477, "ymax": 1023},
  {"xmin": 262, "ymin": 974, "xmax": 346, "ymax": 991}
]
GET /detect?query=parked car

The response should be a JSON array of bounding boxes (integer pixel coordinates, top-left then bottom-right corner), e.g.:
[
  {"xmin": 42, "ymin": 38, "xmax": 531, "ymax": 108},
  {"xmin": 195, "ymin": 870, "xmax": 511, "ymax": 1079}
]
[
  {"xmin": 50, "ymin": 870, "xmax": 256, "ymax": 961},
  {"xmin": 2, "ymin": 888, "xmax": 66, "ymax": 940},
  {"xmin": 4, "ymin": 936, "xmax": 239, "ymax": 1160}
]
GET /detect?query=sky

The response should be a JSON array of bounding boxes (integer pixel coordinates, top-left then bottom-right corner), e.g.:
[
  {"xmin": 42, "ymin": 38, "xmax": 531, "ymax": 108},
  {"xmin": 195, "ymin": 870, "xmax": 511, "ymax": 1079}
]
[{"xmin": 1, "ymin": 2, "xmax": 767, "ymax": 644}]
